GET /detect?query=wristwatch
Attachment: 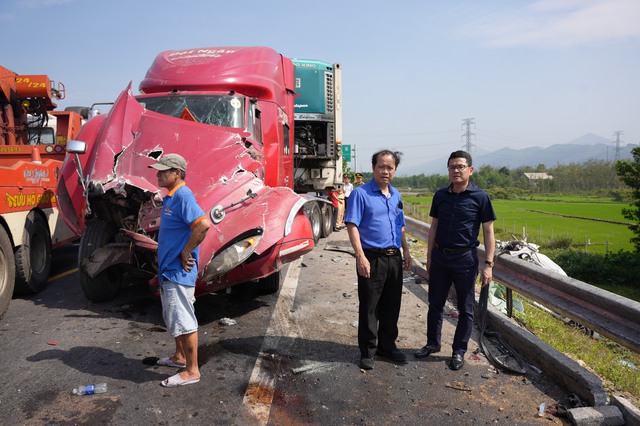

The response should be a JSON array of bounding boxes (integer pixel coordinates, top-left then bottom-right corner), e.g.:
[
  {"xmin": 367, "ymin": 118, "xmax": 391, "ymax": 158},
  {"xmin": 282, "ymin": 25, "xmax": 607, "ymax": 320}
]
[{"xmin": 484, "ymin": 260, "xmax": 495, "ymax": 267}]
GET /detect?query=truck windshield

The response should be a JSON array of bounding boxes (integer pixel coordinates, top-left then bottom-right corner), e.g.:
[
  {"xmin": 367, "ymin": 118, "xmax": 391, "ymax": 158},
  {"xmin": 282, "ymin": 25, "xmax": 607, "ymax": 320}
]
[
  {"xmin": 28, "ymin": 128, "xmax": 55, "ymax": 145},
  {"xmin": 137, "ymin": 95, "xmax": 244, "ymax": 128}
]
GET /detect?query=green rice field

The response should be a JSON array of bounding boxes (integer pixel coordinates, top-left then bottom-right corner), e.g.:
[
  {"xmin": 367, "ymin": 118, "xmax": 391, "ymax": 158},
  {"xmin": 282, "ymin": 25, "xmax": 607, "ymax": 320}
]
[{"xmin": 403, "ymin": 195, "xmax": 635, "ymax": 254}]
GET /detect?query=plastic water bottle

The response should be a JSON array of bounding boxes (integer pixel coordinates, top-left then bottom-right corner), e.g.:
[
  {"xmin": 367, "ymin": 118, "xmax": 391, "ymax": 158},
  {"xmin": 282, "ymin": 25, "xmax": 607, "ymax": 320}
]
[{"xmin": 72, "ymin": 383, "xmax": 107, "ymax": 395}]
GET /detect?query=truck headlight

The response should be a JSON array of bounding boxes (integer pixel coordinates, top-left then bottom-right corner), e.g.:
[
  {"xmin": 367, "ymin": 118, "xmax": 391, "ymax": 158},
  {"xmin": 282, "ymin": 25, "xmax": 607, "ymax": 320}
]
[{"xmin": 204, "ymin": 234, "xmax": 262, "ymax": 279}]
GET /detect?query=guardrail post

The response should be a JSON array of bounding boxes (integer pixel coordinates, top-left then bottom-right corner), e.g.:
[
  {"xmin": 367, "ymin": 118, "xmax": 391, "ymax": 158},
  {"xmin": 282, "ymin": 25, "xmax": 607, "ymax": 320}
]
[{"xmin": 506, "ymin": 287, "xmax": 513, "ymax": 318}]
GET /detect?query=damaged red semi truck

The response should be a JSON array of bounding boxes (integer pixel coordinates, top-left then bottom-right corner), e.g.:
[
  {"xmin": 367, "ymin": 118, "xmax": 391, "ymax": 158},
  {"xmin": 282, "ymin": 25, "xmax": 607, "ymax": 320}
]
[{"xmin": 56, "ymin": 47, "xmax": 343, "ymax": 301}]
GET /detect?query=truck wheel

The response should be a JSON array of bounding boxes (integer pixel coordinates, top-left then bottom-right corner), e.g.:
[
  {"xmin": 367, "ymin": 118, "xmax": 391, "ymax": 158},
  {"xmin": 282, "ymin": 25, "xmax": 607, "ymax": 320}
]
[
  {"xmin": 259, "ymin": 270, "xmax": 281, "ymax": 295},
  {"xmin": 320, "ymin": 204, "xmax": 333, "ymax": 238},
  {"xmin": 0, "ymin": 227, "xmax": 16, "ymax": 320},
  {"xmin": 304, "ymin": 202, "xmax": 321, "ymax": 244},
  {"xmin": 78, "ymin": 221, "xmax": 123, "ymax": 302},
  {"xmin": 14, "ymin": 212, "xmax": 52, "ymax": 294}
]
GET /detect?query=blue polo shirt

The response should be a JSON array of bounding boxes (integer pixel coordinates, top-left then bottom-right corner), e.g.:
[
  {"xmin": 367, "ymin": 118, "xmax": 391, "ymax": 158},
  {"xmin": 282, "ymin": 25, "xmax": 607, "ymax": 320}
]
[
  {"xmin": 157, "ymin": 182, "xmax": 207, "ymax": 287},
  {"xmin": 345, "ymin": 179, "xmax": 406, "ymax": 249},
  {"xmin": 430, "ymin": 183, "xmax": 496, "ymax": 249}
]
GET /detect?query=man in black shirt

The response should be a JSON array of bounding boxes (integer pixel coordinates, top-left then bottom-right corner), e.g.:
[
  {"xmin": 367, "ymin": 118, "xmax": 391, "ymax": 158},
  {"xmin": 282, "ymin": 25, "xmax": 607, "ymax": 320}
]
[{"xmin": 415, "ymin": 150, "xmax": 496, "ymax": 370}]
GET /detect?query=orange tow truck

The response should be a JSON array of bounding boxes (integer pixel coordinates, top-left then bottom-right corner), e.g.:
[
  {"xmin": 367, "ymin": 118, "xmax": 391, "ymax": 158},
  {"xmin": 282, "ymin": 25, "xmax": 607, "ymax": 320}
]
[{"xmin": 0, "ymin": 65, "xmax": 83, "ymax": 319}]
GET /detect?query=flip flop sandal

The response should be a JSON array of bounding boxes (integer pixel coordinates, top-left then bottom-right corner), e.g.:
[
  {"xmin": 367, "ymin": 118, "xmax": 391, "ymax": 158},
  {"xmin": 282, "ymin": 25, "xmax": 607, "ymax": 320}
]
[
  {"xmin": 161, "ymin": 373, "xmax": 200, "ymax": 387},
  {"xmin": 156, "ymin": 357, "xmax": 186, "ymax": 368}
]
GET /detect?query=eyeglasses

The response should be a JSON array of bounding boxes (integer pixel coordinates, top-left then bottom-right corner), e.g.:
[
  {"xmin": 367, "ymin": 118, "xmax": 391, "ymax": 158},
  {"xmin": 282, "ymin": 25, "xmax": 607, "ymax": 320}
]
[{"xmin": 447, "ymin": 165, "xmax": 468, "ymax": 171}]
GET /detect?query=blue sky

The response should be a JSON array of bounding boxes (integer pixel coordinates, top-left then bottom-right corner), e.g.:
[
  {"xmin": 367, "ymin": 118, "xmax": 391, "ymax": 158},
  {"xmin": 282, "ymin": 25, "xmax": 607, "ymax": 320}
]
[{"xmin": 2, "ymin": 0, "xmax": 639, "ymax": 173}]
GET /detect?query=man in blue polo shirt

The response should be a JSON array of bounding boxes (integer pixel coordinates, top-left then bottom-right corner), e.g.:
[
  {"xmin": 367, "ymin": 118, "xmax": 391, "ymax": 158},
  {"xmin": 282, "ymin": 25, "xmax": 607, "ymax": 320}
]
[
  {"xmin": 415, "ymin": 150, "xmax": 496, "ymax": 371},
  {"xmin": 345, "ymin": 150, "xmax": 412, "ymax": 370},
  {"xmin": 149, "ymin": 153, "xmax": 211, "ymax": 387}
]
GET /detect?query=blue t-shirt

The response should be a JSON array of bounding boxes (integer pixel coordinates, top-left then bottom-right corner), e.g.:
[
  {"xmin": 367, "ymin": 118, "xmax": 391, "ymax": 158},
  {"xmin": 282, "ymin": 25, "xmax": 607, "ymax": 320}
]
[
  {"xmin": 344, "ymin": 179, "xmax": 406, "ymax": 249},
  {"xmin": 429, "ymin": 183, "xmax": 496, "ymax": 249},
  {"xmin": 157, "ymin": 182, "xmax": 207, "ymax": 287}
]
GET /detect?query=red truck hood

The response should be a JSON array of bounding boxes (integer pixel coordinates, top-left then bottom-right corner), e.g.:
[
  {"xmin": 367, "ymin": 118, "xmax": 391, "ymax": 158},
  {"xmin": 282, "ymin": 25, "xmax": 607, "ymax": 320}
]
[
  {"xmin": 82, "ymin": 87, "xmax": 261, "ymax": 197},
  {"xmin": 60, "ymin": 86, "xmax": 309, "ymax": 267}
]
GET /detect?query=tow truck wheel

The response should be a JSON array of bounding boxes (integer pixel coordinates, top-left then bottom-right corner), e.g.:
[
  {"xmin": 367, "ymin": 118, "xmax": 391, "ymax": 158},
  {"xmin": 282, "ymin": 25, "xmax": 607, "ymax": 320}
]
[
  {"xmin": 78, "ymin": 221, "xmax": 123, "ymax": 302},
  {"xmin": 0, "ymin": 226, "xmax": 16, "ymax": 320},
  {"xmin": 304, "ymin": 202, "xmax": 322, "ymax": 244},
  {"xmin": 320, "ymin": 204, "xmax": 333, "ymax": 238},
  {"xmin": 14, "ymin": 212, "xmax": 52, "ymax": 294},
  {"xmin": 259, "ymin": 270, "xmax": 281, "ymax": 295}
]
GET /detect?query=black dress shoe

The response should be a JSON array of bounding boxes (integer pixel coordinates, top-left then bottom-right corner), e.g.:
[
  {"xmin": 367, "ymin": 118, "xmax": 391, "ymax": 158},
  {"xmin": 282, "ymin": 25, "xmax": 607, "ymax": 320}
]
[
  {"xmin": 415, "ymin": 344, "xmax": 441, "ymax": 358},
  {"xmin": 450, "ymin": 354, "xmax": 464, "ymax": 370},
  {"xmin": 376, "ymin": 349, "xmax": 407, "ymax": 363},
  {"xmin": 359, "ymin": 357, "xmax": 374, "ymax": 370}
]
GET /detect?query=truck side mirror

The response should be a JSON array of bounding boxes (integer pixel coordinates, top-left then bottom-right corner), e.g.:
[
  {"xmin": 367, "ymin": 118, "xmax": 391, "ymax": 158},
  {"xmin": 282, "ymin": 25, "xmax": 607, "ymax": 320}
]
[{"xmin": 66, "ymin": 140, "xmax": 87, "ymax": 154}]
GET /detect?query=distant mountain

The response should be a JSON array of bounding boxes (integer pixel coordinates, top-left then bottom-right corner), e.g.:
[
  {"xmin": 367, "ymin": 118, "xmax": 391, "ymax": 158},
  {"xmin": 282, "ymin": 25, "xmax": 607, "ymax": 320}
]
[
  {"xmin": 400, "ymin": 134, "xmax": 637, "ymax": 176},
  {"xmin": 565, "ymin": 133, "xmax": 612, "ymax": 145}
]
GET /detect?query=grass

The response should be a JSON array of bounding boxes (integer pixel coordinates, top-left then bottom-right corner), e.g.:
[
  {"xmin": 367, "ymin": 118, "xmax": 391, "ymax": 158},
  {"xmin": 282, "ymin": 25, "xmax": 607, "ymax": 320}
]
[
  {"xmin": 514, "ymin": 298, "xmax": 640, "ymax": 403},
  {"xmin": 402, "ymin": 194, "xmax": 636, "ymax": 254},
  {"xmin": 499, "ymin": 200, "xmax": 631, "ymax": 223},
  {"xmin": 524, "ymin": 194, "xmax": 623, "ymax": 203},
  {"xmin": 492, "ymin": 200, "xmax": 634, "ymax": 254}
]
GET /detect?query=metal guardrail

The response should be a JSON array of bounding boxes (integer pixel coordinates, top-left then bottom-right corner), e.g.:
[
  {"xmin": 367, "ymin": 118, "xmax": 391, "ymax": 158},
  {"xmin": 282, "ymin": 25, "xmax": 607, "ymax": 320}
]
[{"xmin": 405, "ymin": 216, "xmax": 640, "ymax": 354}]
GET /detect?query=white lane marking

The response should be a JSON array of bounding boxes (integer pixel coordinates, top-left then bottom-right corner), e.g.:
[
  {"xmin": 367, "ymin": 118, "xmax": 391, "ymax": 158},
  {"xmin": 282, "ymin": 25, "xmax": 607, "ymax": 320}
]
[{"xmin": 242, "ymin": 258, "xmax": 303, "ymax": 425}]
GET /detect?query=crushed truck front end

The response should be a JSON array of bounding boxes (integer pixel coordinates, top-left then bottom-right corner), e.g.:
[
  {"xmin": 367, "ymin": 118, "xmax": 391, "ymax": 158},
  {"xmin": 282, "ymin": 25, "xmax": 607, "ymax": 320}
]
[{"xmin": 57, "ymin": 47, "xmax": 315, "ymax": 301}]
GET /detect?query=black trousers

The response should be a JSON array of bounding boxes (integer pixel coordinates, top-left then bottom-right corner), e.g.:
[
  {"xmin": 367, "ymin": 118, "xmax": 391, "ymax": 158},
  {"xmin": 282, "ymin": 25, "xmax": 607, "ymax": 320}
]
[
  {"xmin": 427, "ymin": 248, "xmax": 478, "ymax": 356},
  {"xmin": 357, "ymin": 250, "xmax": 403, "ymax": 358}
]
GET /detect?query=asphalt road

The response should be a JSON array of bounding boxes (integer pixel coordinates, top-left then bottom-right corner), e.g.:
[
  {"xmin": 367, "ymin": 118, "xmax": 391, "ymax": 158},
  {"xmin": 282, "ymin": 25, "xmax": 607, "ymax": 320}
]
[{"xmin": 0, "ymin": 233, "xmax": 571, "ymax": 425}]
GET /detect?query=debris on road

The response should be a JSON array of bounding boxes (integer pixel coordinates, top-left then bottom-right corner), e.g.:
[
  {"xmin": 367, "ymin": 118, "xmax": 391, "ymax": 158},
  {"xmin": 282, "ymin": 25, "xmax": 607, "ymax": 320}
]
[
  {"xmin": 219, "ymin": 317, "xmax": 237, "ymax": 326},
  {"xmin": 446, "ymin": 382, "xmax": 472, "ymax": 392},
  {"xmin": 537, "ymin": 402, "xmax": 546, "ymax": 417}
]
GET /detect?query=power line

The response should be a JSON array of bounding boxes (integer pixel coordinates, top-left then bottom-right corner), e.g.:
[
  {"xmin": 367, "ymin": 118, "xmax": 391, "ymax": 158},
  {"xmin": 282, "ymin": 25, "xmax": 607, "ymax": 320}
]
[{"xmin": 346, "ymin": 130, "xmax": 456, "ymax": 138}]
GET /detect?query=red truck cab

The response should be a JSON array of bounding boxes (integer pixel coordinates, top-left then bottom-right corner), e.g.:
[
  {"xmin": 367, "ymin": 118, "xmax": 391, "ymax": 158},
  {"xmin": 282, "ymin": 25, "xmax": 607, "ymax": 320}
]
[{"xmin": 57, "ymin": 47, "xmax": 316, "ymax": 301}]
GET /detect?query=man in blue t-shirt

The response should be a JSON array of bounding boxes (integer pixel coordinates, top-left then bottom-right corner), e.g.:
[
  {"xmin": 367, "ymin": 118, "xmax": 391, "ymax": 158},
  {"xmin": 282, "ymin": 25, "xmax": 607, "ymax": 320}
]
[
  {"xmin": 415, "ymin": 150, "xmax": 496, "ymax": 371},
  {"xmin": 345, "ymin": 150, "xmax": 412, "ymax": 370},
  {"xmin": 149, "ymin": 153, "xmax": 211, "ymax": 387}
]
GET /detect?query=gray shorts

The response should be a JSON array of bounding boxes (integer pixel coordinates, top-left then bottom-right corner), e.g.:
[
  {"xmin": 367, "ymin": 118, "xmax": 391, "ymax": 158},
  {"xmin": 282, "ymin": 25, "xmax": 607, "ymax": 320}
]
[{"xmin": 160, "ymin": 280, "xmax": 198, "ymax": 337}]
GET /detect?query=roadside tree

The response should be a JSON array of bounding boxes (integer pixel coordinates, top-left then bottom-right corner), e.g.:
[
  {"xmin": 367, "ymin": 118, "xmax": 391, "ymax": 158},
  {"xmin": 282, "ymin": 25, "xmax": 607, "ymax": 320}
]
[{"xmin": 615, "ymin": 147, "xmax": 640, "ymax": 252}]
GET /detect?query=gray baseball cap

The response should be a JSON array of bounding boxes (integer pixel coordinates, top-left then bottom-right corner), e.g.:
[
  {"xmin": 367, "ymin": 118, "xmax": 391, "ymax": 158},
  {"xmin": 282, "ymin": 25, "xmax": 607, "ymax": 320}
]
[{"xmin": 148, "ymin": 153, "xmax": 187, "ymax": 172}]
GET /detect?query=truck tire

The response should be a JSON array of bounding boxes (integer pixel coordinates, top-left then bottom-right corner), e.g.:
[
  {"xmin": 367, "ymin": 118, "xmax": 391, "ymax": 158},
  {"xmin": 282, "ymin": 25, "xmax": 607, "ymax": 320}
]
[
  {"xmin": 0, "ymin": 226, "xmax": 16, "ymax": 320},
  {"xmin": 259, "ymin": 270, "xmax": 281, "ymax": 295},
  {"xmin": 320, "ymin": 204, "xmax": 333, "ymax": 238},
  {"xmin": 14, "ymin": 212, "xmax": 52, "ymax": 294},
  {"xmin": 304, "ymin": 202, "xmax": 322, "ymax": 244},
  {"xmin": 78, "ymin": 221, "xmax": 123, "ymax": 302}
]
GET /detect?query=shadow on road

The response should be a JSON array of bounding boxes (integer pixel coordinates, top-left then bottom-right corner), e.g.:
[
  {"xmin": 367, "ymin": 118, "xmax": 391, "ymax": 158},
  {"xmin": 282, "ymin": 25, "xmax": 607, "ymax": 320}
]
[{"xmin": 26, "ymin": 346, "xmax": 166, "ymax": 383}]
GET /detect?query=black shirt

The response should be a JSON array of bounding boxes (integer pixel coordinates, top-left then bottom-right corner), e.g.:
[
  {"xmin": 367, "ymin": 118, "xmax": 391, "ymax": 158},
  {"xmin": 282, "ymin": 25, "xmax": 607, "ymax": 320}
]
[{"xmin": 429, "ymin": 183, "xmax": 496, "ymax": 248}]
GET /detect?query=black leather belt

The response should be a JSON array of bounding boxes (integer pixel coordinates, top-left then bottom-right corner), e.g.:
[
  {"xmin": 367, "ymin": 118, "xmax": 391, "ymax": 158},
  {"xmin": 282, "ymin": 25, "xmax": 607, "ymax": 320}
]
[
  {"xmin": 364, "ymin": 247, "xmax": 400, "ymax": 256},
  {"xmin": 435, "ymin": 243, "xmax": 473, "ymax": 255}
]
